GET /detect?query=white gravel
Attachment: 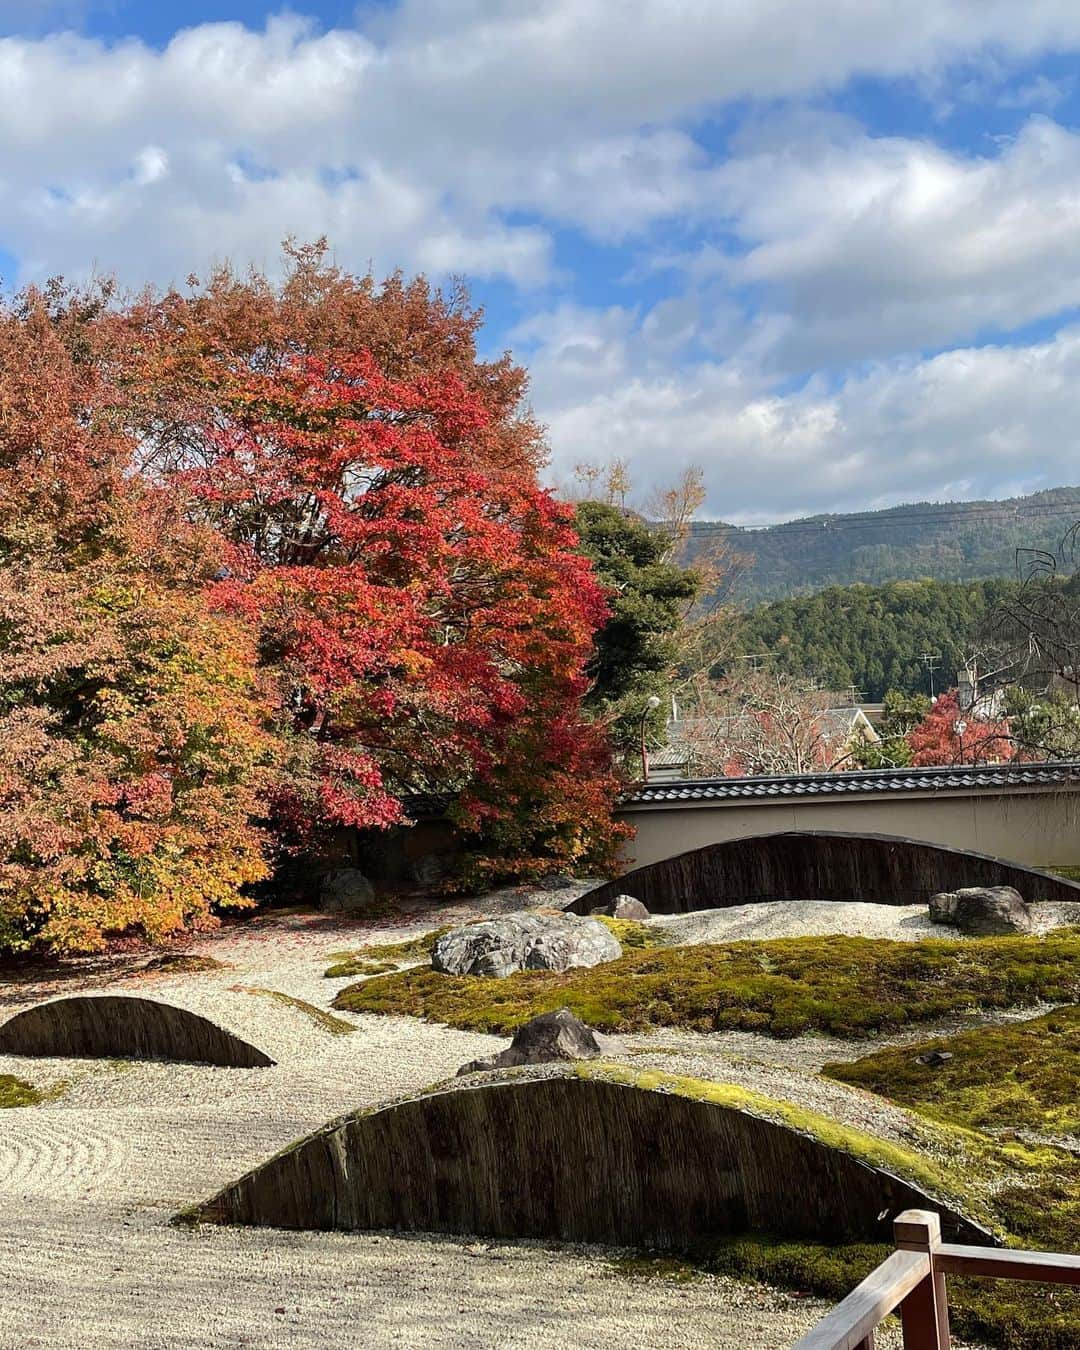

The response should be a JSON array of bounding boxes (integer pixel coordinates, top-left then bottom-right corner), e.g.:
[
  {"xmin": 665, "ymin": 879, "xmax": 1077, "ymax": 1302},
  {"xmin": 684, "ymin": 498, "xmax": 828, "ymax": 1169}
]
[
  {"xmin": 0, "ymin": 890, "xmax": 999, "ymax": 1349},
  {"xmin": 652, "ymin": 898, "xmax": 1080, "ymax": 945}
]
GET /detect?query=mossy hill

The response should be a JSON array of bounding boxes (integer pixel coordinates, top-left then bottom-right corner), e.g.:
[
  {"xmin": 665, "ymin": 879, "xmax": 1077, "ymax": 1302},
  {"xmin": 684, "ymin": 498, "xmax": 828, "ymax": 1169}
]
[
  {"xmin": 819, "ymin": 1008, "xmax": 1080, "ymax": 1347},
  {"xmin": 333, "ymin": 931, "xmax": 1080, "ymax": 1037}
]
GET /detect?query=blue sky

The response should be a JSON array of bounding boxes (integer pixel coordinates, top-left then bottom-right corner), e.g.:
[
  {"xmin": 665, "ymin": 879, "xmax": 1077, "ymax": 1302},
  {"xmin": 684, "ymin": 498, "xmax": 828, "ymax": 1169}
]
[{"xmin": 3, "ymin": 2, "xmax": 1080, "ymax": 522}]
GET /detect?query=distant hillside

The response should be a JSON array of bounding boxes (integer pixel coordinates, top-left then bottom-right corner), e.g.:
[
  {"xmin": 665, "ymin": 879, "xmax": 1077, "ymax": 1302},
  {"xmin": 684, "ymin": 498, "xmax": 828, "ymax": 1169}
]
[
  {"xmin": 686, "ymin": 487, "xmax": 1080, "ymax": 603},
  {"xmin": 725, "ymin": 577, "xmax": 1016, "ymax": 702}
]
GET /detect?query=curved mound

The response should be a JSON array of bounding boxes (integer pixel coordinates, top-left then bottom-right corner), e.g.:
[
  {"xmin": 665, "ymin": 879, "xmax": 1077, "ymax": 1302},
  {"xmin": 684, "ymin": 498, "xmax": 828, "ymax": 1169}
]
[
  {"xmin": 0, "ymin": 996, "xmax": 274, "ymax": 1068},
  {"xmin": 189, "ymin": 1067, "xmax": 993, "ymax": 1247},
  {"xmin": 571, "ymin": 830, "xmax": 1080, "ymax": 914}
]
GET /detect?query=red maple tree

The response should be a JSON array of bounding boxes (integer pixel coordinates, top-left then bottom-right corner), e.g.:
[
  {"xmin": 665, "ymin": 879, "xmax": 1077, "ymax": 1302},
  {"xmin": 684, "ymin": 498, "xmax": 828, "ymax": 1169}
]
[
  {"xmin": 124, "ymin": 251, "xmax": 627, "ymax": 882},
  {"xmin": 906, "ymin": 691, "xmax": 1013, "ymax": 767}
]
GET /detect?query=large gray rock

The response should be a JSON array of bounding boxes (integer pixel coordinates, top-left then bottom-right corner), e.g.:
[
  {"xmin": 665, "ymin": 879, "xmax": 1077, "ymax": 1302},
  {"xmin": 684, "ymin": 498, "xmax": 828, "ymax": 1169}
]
[
  {"xmin": 928, "ymin": 886, "xmax": 1033, "ymax": 936},
  {"xmin": 432, "ymin": 911, "xmax": 622, "ymax": 978},
  {"xmin": 457, "ymin": 1008, "xmax": 603, "ymax": 1075},
  {"xmin": 319, "ymin": 868, "xmax": 376, "ymax": 914},
  {"xmin": 590, "ymin": 894, "xmax": 650, "ymax": 921}
]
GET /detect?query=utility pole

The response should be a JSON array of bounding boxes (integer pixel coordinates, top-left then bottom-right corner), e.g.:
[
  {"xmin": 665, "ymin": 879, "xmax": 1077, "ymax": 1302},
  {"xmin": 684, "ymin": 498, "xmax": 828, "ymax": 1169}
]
[
  {"xmin": 740, "ymin": 653, "xmax": 771, "ymax": 672},
  {"xmin": 639, "ymin": 695, "xmax": 661, "ymax": 781},
  {"xmin": 921, "ymin": 652, "xmax": 942, "ymax": 700}
]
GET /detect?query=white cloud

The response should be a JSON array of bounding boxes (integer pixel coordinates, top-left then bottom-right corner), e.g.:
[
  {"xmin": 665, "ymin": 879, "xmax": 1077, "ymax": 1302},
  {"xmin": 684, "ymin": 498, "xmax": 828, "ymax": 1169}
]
[
  {"xmin": 2, "ymin": 4, "xmax": 1080, "ymax": 517},
  {"xmin": 524, "ymin": 305, "xmax": 1080, "ymax": 521},
  {"xmin": 1, "ymin": 4, "xmax": 1080, "ymax": 287},
  {"xmin": 649, "ymin": 115, "xmax": 1080, "ymax": 372}
]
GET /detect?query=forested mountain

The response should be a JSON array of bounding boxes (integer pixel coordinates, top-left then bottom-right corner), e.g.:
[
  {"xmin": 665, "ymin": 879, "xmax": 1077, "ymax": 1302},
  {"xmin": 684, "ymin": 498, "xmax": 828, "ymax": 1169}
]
[
  {"xmin": 686, "ymin": 487, "xmax": 1080, "ymax": 603},
  {"xmin": 725, "ymin": 578, "xmax": 1018, "ymax": 701}
]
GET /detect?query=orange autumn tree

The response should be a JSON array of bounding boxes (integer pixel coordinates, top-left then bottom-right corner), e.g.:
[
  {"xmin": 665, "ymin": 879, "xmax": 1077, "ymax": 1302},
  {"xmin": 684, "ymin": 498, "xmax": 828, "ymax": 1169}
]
[
  {"xmin": 0, "ymin": 290, "xmax": 279, "ymax": 953},
  {"xmin": 121, "ymin": 249, "xmax": 626, "ymax": 884}
]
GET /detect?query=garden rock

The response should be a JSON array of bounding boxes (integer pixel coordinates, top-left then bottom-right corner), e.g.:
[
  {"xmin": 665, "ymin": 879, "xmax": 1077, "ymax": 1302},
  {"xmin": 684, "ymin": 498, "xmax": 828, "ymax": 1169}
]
[
  {"xmin": 432, "ymin": 911, "xmax": 621, "ymax": 978},
  {"xmin": 590, "ymin": 894, "xmax": 649, "ymax": 921},
  {"xmin": 928, "ymin": 886, "xmax": 1032, "ymax": 936},
  {"xmin": 536, "ymin": 873, "xmax": 576, "ymax": 892},
  {"xmin": 456, "ymin": 1008, "xmax": 603, "ymax": 1075},
  {"xmin": 318, "ymin": 868, "xmax": 376, "ymax": 913},
  {"xmin": 916, "ymin": 1050, "xmax": 954, "ymax": 1068},
  {"xmin": 928, "ymin": 890, "xmax": 959, "ymax": 924}
]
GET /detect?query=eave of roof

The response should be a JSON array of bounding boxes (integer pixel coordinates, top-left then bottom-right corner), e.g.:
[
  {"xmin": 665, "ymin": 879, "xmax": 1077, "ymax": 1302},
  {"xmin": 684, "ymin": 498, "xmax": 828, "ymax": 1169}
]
[{"xmin": 623, "ymin": 761, "xmax": 1080, "ymax": 806}]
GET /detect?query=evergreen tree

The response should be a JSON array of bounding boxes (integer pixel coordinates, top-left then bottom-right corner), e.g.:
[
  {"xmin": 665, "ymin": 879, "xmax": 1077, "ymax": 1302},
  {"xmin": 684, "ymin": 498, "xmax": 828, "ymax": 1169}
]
[{"xmin": 574, "ymin": 502, "xmax": 699, "ymax": 747}]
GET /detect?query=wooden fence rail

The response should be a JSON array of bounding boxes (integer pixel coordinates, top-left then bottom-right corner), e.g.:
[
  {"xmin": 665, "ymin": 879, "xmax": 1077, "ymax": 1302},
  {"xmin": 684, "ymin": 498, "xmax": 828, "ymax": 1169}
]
[{"xmin": 791, "ymin": 1209, "xmax": 1080, "ymax": 1349}]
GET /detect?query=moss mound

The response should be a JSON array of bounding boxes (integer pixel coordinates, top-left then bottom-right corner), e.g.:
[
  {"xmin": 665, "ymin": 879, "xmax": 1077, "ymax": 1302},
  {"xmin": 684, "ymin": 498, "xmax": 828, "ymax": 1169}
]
[
  {"xmin": 594, "ymin": 917, "xmax": 668, "ymax": 949},
  {"xmin": 820, "ymin": 1009, "xmax": 1080, "ymax": 1346},
  {"xmin": 618, "ymin": 1236, "xmax": 1077, "ymax": 1350},
  {"xmin": 141, "ymin": 953, "xmax": 227, "ymax": 974},
  {"xmin": 0, "ymin": 1073, "xmax": 45, "ymax": 1108},
  {"xmin": 230, "ymin": 987, "xmax": 355, "ymax": 1036},
  {"xmin": 334, "ymin": 932, "xmax": 1080, "ymax": 1037},
  {"xmin": 324, "ymin": 926, "xmax": 453, "ymax": 977},
  {"xmin": 824, "ymin": 1005, "xmax": 1080, "ymax": 1137}
]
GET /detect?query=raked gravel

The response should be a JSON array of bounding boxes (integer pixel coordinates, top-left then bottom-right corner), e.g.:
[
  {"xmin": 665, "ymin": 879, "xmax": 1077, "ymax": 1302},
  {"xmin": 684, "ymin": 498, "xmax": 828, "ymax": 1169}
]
[
  {"xmin": 0, "ymin": 888, "xmax": 998, "ymax": 1349},
  {"xmin": 651, "ymin": 897, "xmax": 1080, "ymax": 945}
]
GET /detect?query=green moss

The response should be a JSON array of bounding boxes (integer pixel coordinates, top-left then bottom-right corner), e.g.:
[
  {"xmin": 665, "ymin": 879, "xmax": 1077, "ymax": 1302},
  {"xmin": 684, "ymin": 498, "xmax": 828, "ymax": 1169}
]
[
  {"xmin": 615, "ymin": 1236, "xmax": 1078, "ymax": 1350},
  {"xmin": 231, "ymin": 987, "xmax": 356, "ymax": 1036},
  {"xmin": 324, "ymin": 926, "xmax": 453, "ymax": 977},
  {"xmin": 610, "ymin": 1252, "xmax": 704, "ymax": 1283},
  {"xmin": 823, "ymin": 1006, "xmax": 1080, "ymax": 1137},
  {"xmin": 595, "ymin": 917, "xmax": 669, "ymax": 949},
  {"xmin": 1045, "ymin": 865, "xmax": 1080, "ymax": 884},
  {"xmin": 333, "ymin": 932, "xmax": 1080, "ymax": 1037},
  {"xmin": 141, "ymin": 953, "xmax": 227, "ymax": 973},
  {"xmin": 0, "ymin": 1073, "xmax": 45, "ymax": 1107},
  {"xmin": 331, "ymin": 959, "xmax": 398, "ymax": 977},
  {"xmin": 820, "ymin": 1011, "xmax": 1080, "ymax": 1344},
  {"xmin": 578, "ymin": 1064, "xmax": 964, "ymax": 1204}
]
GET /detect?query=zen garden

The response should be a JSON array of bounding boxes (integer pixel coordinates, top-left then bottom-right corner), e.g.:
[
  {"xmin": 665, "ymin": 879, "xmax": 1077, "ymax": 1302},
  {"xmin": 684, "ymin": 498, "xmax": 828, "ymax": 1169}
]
[{"xmin": 1, "ymin": 252, "xmax": 1079, "ymax": 1350}]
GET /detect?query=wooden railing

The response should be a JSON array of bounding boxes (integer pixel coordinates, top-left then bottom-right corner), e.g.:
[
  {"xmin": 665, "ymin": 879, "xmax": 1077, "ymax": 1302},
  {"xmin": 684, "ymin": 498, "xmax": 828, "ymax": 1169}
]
[{"xmin": 791, "ymin": 1209, "xmax": 1080, "ymax": 1349}]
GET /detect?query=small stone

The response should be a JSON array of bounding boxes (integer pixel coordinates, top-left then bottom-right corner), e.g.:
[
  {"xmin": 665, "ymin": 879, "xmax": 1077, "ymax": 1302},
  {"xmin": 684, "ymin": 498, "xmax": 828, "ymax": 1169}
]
[
  {"xmin": 590, "ymin": 894, "xmax": 650, "ymax": 921},
  {"xmin": 408, "ymin": 855, "xmax": 444, "ymax": 888},
  {"xmin": 928, "ymin": 891, "xmax": 959, "ymax": 925},
  {"xmin": 916, "ymin": 1050, "xmax": 954, "ymax": 1067},
  {"xmin": 457, "ymin": 1007, "xmax": 603, "ymax": 1075}
]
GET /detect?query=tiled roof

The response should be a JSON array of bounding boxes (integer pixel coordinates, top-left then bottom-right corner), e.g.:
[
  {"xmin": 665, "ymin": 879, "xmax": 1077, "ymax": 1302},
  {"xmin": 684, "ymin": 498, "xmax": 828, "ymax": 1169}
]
[
  {"xmin": 646, "ymin": 744, "xmax": 692, "ymax": 768},
  {"xmin": 624, "ymin": 761, "xmax": 1080, "ymax": 806}
]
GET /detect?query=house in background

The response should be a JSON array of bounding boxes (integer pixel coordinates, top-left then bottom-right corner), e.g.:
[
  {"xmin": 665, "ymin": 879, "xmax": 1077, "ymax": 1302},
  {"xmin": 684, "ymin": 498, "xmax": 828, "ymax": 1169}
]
[{"xmin": 647, "ymin": 704, "xmax": 880, "ymax": 783}]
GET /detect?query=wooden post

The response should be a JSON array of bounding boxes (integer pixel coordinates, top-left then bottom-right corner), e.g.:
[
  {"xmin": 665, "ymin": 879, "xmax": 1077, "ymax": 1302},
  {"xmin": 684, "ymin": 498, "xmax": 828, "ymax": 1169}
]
[{"xmin": 894, "ymin": 1211, "xmax": 951, "ymax": 1349}]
